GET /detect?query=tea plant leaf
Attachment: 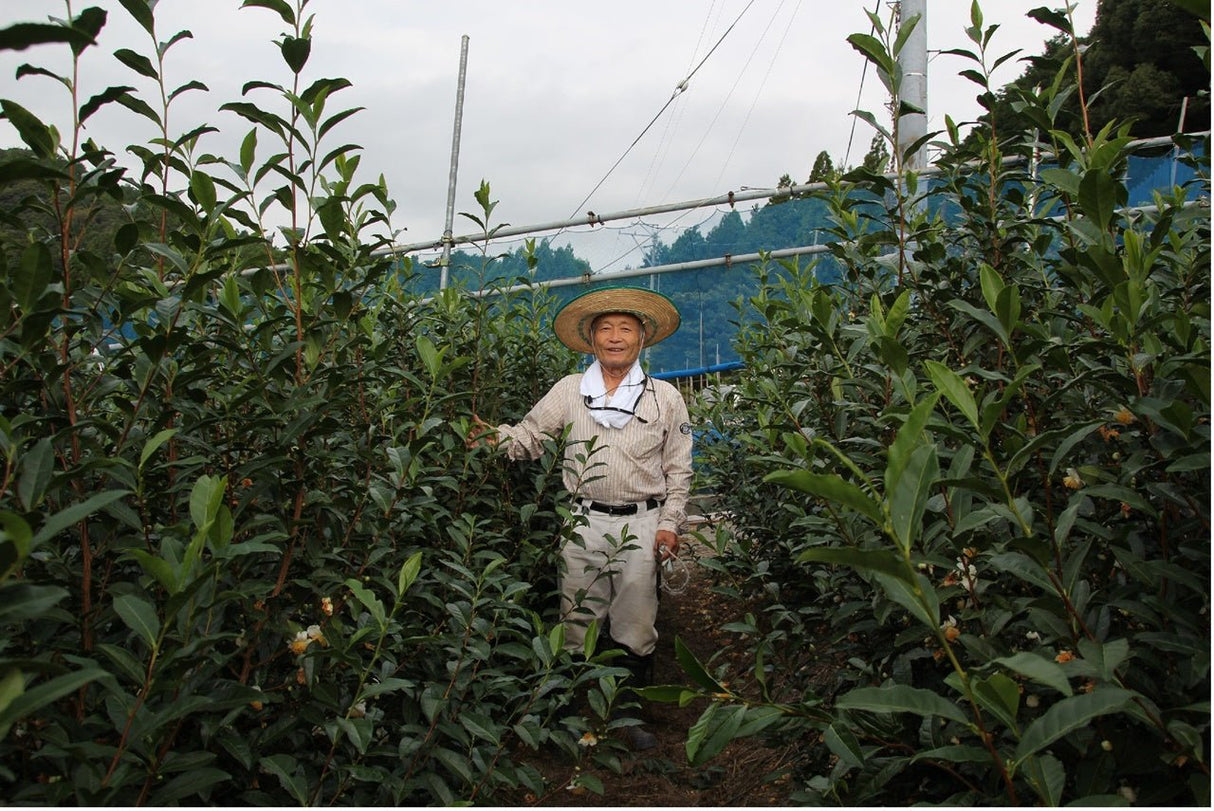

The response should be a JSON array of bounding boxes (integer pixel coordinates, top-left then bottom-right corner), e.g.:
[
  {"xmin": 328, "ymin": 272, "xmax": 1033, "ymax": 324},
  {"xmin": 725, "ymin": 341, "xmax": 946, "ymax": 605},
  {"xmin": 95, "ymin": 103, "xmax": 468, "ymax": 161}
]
[
  {"xmin": 1014, "ymin": 688, "xmax": 1134, "ymax": 762},
  {"xmin": 114, "ymin": 594, "xmax": 160, "ymax": 648},
  {"xmin": 824, "ymin": 722, "xmax": 865, "ymax": 769},
  {"xmin": 346, "ymin": 578, "xmax": 386, "ymax": 629},
  {"xmin": 139, "ymin": 428, "xmax": 179, "ymax": 471},
  {"xmin": 1022, "ymin": 752, "xmax": 1066, "ymax": 806},
  {"xmin": 0, "ymin": 513, "xmax": 33, "ymax": 582},
  {"xmin": 837, "ymin": 684, "xmax": 969, "ymax": 724},
  {"xmin": 153, "ymin": 768, "xmax": 232, "ymax": 805},
  {"xmin": 924, "ymin": 361, "xmax": 979, "ymax": 430},
  {"xmin": 873, "ymin": 570, "xmax": 939, "ymax": 628},
  {"xmin": 1, "ymin": 100, "xmax": 55, "ymax": 158},
  {"xmin": 0, "ymin": 662, "xmax": 113, "ymax": 740},
  {"xmin": 14, "ymin": 241, "xmax": 53, "ymax": 313},
  {"xmin": 17, "ymin": 438, "xmax": 52, "ymax": 511},
  {"xmin": 910, "ymin": 743, "xmax": 992, "ymax": 765},
  {"xmin": 396, "ymin": 550, "xmax": 422, "ymax": 600},
  {"xmin": 798, "ymin": 546, "xmax": 914, "ymax": 585},
  {"xmin": 972, "ymin": 672, "xmax": 1021, "ymax": 729},
  {"xmin": 0, "ymin": 583, "xmax": 67, "ymax": 623},
  {"xmin": 31, "ymin": 490, "xmax": 131, "ymax": 549},
  {"xmin": 258, "ymin": 754, "xmax": 309, "ymax": 805},
  {"xmin": 686, "ymin": 702, "xmax": 747, "ymax": 766},
  {"xmin": 887, "ymin": 442, "xmax": 938, "ymax": 552},
  {"xmin": 675, "ymin": 636, "xmax": 727, "ymax": 693},
  {"xmin": 765, "ymin": 470, "xmax": 882, "ymax": 523}
]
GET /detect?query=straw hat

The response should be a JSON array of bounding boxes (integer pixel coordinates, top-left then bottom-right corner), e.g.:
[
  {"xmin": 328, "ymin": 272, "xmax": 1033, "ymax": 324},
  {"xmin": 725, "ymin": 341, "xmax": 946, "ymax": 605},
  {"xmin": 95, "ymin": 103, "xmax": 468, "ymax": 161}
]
[{"xmin": 553, "ymin": 286, "xmax": 681, "ymax": 354}]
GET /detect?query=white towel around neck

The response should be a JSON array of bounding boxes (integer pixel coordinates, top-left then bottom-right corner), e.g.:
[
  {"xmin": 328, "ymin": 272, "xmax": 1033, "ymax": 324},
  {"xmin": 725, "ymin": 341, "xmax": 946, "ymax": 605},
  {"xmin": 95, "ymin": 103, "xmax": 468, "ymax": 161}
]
[{"xmin": 580, "ymin": 360, "xmax": 645, "ymax": 428}]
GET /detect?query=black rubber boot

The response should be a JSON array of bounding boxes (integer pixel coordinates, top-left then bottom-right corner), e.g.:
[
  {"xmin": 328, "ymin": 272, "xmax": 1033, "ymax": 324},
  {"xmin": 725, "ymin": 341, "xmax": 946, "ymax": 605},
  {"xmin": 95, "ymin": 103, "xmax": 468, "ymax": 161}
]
[{"xmin": 616, "ymin": 648, "xmax": 658, "ymax": 751}]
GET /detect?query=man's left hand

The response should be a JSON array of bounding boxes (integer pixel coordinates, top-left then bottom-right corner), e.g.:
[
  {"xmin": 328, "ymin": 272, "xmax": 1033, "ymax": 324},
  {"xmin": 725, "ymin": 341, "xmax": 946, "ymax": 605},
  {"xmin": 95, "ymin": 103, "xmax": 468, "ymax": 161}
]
[{"xmin": 655, "ymin": 530, "xmax": 679, "ymax": 561}]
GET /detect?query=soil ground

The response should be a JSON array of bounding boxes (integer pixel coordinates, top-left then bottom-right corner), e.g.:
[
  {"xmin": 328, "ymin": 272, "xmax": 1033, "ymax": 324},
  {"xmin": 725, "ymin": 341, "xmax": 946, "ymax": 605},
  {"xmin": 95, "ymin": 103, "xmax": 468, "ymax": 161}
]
[{"xmin": 514, "ymin": 527, "xmax": 803, "ymax": 807}]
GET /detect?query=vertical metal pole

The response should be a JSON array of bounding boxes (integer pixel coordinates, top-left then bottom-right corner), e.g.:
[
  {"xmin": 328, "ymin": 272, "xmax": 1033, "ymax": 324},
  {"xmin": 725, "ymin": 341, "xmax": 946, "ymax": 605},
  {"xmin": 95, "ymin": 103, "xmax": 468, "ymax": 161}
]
[
  {"xmin": 897, "ymin": 0, "xmax": 927, "ymax": 171},
  {"xmin": 440, "ymin": 35, "xmax": 470, "ymax": 290}
]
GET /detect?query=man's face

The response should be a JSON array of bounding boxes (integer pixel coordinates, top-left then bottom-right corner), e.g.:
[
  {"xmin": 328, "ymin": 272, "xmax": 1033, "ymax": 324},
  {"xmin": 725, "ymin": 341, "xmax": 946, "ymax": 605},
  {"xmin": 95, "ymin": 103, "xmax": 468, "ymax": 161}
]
[{"xmin": 590, "ymin": 313, "xmax": 645, "ymax": 371}]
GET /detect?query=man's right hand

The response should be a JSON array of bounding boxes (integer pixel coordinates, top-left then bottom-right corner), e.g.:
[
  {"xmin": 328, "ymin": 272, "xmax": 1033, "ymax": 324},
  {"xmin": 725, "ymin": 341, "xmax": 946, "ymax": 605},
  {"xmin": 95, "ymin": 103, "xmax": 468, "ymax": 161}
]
[{"xmin": 466, "ymin": 415, "xmax": 498, "ymax": 449}]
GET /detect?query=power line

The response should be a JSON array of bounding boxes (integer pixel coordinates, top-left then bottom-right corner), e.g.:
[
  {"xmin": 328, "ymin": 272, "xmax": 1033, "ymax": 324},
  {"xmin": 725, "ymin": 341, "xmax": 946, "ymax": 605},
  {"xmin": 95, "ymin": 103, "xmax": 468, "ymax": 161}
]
[
  {"xmin": 844, "ymin": 0, "xmax": 884, "ymax": 168},
  {"xmin": 559, "ymin": 0, "xmax": 759, "ymax": 229}
]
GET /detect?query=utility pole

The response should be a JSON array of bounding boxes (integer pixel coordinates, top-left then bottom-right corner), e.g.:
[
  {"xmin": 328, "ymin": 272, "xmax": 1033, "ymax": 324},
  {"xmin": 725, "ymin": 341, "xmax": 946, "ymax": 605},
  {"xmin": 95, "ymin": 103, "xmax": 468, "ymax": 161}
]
[
  {"xmin": 897, "ymin": 0, "xmax": 927, "ymax": 171},
  {"xmin": 439, "ymin": 35, "xmax": 470, "ymax": 290}
]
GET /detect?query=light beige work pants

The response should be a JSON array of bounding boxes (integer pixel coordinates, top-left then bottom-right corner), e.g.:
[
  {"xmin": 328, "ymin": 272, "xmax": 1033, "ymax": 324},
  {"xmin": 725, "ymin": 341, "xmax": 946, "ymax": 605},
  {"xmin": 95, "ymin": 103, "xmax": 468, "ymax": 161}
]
[{"xmin": 559, "ymin": 503, "xmax": 660, "ymax": 657}]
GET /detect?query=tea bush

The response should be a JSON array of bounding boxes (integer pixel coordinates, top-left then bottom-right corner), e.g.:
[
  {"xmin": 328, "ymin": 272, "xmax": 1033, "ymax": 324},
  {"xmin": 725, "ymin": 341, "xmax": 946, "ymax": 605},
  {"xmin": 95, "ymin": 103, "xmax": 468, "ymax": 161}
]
[
  {"xmin": 674, "ymin": 4, "xmax": 1211, "ymax": 806},
  {"xmin": 0, "ymin": 1, "xmax": 640, "ymax": 804}
]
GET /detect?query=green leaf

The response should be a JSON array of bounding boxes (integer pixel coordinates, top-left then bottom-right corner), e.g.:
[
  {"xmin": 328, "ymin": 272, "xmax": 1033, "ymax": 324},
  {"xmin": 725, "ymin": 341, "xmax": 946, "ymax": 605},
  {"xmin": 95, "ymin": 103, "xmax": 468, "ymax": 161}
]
[
  {"xmin": 887, "ymin": 442, "xmax": 938, "ymax": 553},
  {"xmin": 837, "ymin": 684, "xmax": 969, "ymax": 724},
  {"xmin": 674, "ymin": 636, "xmax": 727, "ymax": 693},
  {"xmin": 1076, "ymin": 637, "xmax": 1129, "ymax": 681},
  {"xmin": 0, "ymin": 669, "xmax": 24, "ymax": 720},
  {"xmin": 345, "ymin": 578, "xmax": 386, "ymax": 629},
  {"xmin": 240, "ymin": 0, "xmax": 296, "ymax": 25},
  {"xmin": 396, "ymin": 550, "xmax": 422, "ymax": 600},
  {"xmin": 0, "ymin": 663, "xmax": 112, "ymax": 740},
  {"xmin": 14, "ymin": 242, "xmax": 53, "ymax": 313},
  {"xmin": 824, "ymin": 722, "xmax": 865, "ymax": 769},
  {"xmin": 0, "ymin": 512, "xmax": 33, "ymax": 582},
  {"xmin": 0, "ymin": 583, "xmax": 68, "ymax": 623},
  {"xmin": 1015, "ymin": 688, "xmax": 1134, "ymax": 762},
  {"xmin": 798, "ymin": 546, "xmax": 916, "ymax": 585},
  {"xmin": 31, "ymin": 490, "xmax": 131, "ymax": 549},
  {"xmin": 1022, "ymin": 752, "xmax": 1066, "ymax": 806},
  {"xmin": 152, "ymin": 767, "xmax": 232, "ymax": 805},
  {"xmin": 279, "ymin": 35, "xmax": 310, "ymax": 74},
  {"xmin": 765, "ymin": 469, "xmax": 882, "ymax": 523},
  {"xmin": 189, "ymin": 169, "xmax": 217, "ymax": 212},
  {"xmin": 924, "ymin": 361, "xmax": 979, "ymax": 429},
  {"xmin": 1077, "ymin": 169, "xmax": 1120, "ymax": 231},
  {"xmin": 116, "ymin": 0, "xmax": 155, "ymax": 35},
  {"xmin": 1, "ymin": 100, "xmax": 55, "ymax": 158},
  {"xmin": 979, "ymin": 263, "xmax": 1004, "ymax": 312},
  {"xmin": 885, "ymin": 392, "xmax": 940, "ymax": 494},
  {"xmin": 17, "ymin": 438, "xmax": 53, "ymax": 511},
  {"xmin": 972, "ymin": 671, "xmax": 1021, "ymax": 729},
  {"xmin": 113, "ymin": 593, "xmax": 160, "ymax": 648},
  {"xmin": 873, "ymin": 570, "xmax": 939, "ymax": 628},
  {"xmin": 0, "ymin": 22, "xmax": 95, "ymax": 52},
  {"xmin": 416, "ymin": 335, "xmax": 443, "ymax": 381},
  {"xmin": 686, "ymin": 702, "xmax": 747, "ymax": 766},
  {"xmin": 139, "ymin": 428, "xmax": 179, "ymax": 471},
  {"xmin": 258, "ymin": 754, "xmax": 308, "ymax": 805}
]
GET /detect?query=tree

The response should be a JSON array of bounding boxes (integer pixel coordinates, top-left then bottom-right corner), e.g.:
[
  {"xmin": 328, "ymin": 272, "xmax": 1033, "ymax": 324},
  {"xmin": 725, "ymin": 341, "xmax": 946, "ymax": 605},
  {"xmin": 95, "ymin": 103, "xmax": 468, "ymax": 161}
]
[{"xmin": 809, "ymin": 150, "xmax": 837, "ymax": 183}]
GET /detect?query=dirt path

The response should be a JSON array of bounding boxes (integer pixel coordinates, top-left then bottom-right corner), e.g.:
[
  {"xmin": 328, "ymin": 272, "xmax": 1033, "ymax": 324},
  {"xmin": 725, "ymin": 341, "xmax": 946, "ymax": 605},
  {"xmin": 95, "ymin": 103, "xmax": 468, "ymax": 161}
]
[{"xmin": 517, "ymin": 532, "xmax": 799, "ymax": 806}]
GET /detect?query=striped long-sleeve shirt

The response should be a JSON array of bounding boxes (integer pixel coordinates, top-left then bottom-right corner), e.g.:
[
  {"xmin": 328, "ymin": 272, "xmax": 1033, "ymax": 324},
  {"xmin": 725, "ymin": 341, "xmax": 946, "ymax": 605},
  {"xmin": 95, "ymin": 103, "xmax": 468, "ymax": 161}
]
[{"xmin": 494, "ymin": 373, "xmax": 693, "ymax": 535}]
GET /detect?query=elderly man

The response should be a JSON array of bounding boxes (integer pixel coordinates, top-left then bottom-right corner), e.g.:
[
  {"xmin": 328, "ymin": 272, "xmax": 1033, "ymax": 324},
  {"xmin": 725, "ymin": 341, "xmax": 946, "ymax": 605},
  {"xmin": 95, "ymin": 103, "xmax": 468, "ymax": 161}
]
[{"xmin": 470, "ymin": 286, "xmax": 693, "ymax": 750}]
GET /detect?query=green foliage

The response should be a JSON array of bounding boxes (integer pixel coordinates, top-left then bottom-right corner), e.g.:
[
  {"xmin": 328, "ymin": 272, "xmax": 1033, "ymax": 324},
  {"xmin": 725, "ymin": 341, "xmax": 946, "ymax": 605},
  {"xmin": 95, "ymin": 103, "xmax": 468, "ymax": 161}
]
[
  {"xmin": 679, "ymin": 5, "xmax": 1210, "ymax": 806},
  {"xmin": 0, "ymin": 1, "xmax": 634, "ymax": 805}
]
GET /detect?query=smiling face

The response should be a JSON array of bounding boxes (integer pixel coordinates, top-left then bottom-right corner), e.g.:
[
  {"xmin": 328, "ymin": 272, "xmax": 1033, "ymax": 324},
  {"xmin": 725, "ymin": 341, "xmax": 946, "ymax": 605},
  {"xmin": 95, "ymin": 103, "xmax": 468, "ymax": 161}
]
[{"xmin": 590, "ymin": 312, "xmax": 645, "ymax": 374}]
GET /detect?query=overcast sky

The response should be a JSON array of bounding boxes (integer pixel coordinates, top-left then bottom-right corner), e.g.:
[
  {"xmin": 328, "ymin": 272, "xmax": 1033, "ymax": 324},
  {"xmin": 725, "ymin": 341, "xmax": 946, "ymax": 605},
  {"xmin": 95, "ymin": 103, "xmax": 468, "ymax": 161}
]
[{"xmin": 2, "ymin": 1, "xmax": 1098, "ymax": 270}]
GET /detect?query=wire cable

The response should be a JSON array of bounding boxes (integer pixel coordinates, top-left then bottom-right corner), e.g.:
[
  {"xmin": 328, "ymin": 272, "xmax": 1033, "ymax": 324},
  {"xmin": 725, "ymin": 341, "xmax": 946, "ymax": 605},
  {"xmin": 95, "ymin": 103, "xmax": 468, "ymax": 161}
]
[
  {"xmin": 560, "ymin": 0, "xmax": 759, "ymax": 240},
  {"xmin": 844, "ymin": 0, "xmax": 884, "ymax": 168}
]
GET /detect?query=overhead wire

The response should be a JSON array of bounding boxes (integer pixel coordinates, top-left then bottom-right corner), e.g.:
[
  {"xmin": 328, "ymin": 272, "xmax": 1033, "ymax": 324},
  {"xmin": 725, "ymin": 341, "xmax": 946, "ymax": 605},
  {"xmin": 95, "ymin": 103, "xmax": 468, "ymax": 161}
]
[
  {"xmin": 844, "ymin": 0, "xmax": 884, "ymax": 168},
  {"xmin": 557, "ymin": 0, "xmax": 759, "ymax": 238},
  {"xmin": 636, "ymin": 0, "xmax": 723, "ymax": 207},
  {"xmin": 707, "ymin": 0, "xmax": 801, "ymax": 191}
]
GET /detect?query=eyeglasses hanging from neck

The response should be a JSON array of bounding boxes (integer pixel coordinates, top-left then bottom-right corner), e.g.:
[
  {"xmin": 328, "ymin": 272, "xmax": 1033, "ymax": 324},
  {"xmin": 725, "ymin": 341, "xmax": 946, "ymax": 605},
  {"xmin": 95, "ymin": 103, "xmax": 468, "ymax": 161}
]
[{"xmin": 583, "ymin": 376, "xmax": 652, "ymax": 424}]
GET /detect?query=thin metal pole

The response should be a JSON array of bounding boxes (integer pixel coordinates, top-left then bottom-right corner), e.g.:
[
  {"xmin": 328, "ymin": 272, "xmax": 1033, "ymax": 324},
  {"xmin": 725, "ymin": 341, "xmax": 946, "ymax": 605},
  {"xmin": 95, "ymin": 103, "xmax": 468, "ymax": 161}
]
[
  {"xmin": 440, "ymin": 35, "xmax": 470, "ymax": 290},
  {"xmin": 897, "ymin": 0, "xmax": 927, "ymax": 171}
]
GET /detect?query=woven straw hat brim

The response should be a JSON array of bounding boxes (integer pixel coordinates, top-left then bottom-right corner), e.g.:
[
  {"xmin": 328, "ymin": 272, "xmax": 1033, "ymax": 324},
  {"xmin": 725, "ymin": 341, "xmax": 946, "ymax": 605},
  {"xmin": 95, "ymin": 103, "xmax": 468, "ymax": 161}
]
[{"xmin": 553, "ymin": 286, "xmax": 680, "ymax": 354}]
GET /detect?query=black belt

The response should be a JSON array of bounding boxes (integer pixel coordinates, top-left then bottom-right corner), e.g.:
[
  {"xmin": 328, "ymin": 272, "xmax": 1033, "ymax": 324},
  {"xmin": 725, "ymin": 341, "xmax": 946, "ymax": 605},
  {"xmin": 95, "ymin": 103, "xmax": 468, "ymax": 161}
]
[{"xmin": 578, "ymin": 497, "xmax": 662, "ymax": 516}]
